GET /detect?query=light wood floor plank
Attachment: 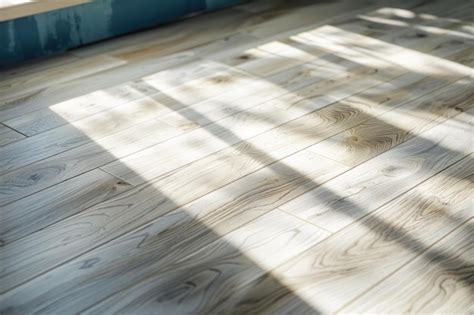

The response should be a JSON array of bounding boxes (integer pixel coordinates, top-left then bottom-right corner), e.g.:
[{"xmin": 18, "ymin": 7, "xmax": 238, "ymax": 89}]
[
  {"xmin": 339, "ymin": 14, "xmax": 473, "ymax": 56},
  {"xmin": 101, "ymin": 64, "xmax": 397, "ymax": 185},
  {"xmin": 0, "ymin": 63, "xmax": 253, "ymax": 176},
  {"xmin": 2, "ymin": 80, "xmax": 157, "ymax": 136},
  {"xmin": 341, "ymin": 218, "xmax": 474, "ymax": 314},
  {"xmin": 0, "ymin": 169, "xmax": 132, "ymax": 244},
  {"xmin": 103, "ymin": 65, "xmax": 458, "ymax": 186},
  {"xmin": 0, "ymin": 118, "xmax": 178, "ymax": 207},
  {"xmin": 0, "ymin": 70, "xmax": 457, "ymax": 294},
  {"xmin": 0, "ymin": 53, "xmax": 368, "ymax": 206},
  {"xmin": 172, "ymin": 14, "xmax": 461, "ymax": 135},
  {"xmin": 280, "ymin": 109, "xmax": 473, "ymax": 232},
  {"xmin": 0, "ymin": 123, "xmax": 24, "ymax": 147},
  {"xmin": 100, "ymin": 8, "xmax": 474, "ymax": 185},
  {"xmin": 211, "ymin": 40, "xmax": 327, "ymax": 77},
  {"xmin": 199, "ymin": 154, "xmax": 473, "ymax": 314},
  {"xmin": 0, "ymin": 53, "xmax": 80, "ymax": 83},
  {"xmin": 101, "ymin": 8, "xmax": 268, "ymax": 62},
  {"xmin": 244, "ymin": 0, "xmax": 397, "ymax": 40},
  {"xmin": 1, "ymin": 60, "xmax": 235, "ymax": 136},
  {"xmin": 0, "ymin": 32, "xmax": 260, "ymax": 123},
  {"xmin": 447, "ymin": 47, "xmax": 474, "ymax": 67},
  {"xmin": 0, "ymin": 1, "xmax": 472, "ymax": 313},
  {"xmin": 0, "ymin": 150, "xmax": 345, "ymax": 313},
  {"xmin": 0, "ymin": 50, "xmax": 193, "ymax": 121},
  {"xmin": 83, "ymin": 209, "xmax": 331, "ymax": 315},
  {"xmin": 0, "ymin": 49, "xmax": 375, "ymax": 239},
  {"xmin": 309, "ymin": 77, "xmax": 474, "ymax": 167},
  {"xmin": 0, "ymin": 63, "xmax": 408, "ymax": 291},
  {"xmin": 36, "ymin": 108, "xmax": 474, "ymax": 315},
  {"xmin": 0, "ymin": 55, "xmax": 125, "ymax": 106},
  {"xmin": 358, "ymin": 2, "xmax": 474, "ymax": 31},
  {"xmin": 246, "ymin": 0, "xmax": 466, "ymax": 45},
  {"xmin": 297, "ymin": 25, "xmax": 473, "ymax": 79},
  {"xmin": 79, "ymin": 0, "xmax": 378, "ymax": 62}
]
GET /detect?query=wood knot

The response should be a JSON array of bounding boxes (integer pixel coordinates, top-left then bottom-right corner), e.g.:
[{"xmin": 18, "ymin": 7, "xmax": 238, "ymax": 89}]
[
  {"xmin": 349, "ymin": 136, "xmax": 359, "ymax": 142},
  {"xmin": 211, "ymin": 75, "xmax": 231, "ymax": 84},
  {"xmin": 29, "ymin": 173, "xmax": 41, "ymax": 181},
  {"xmin": 238, "ymin": 54, "xmax": 251, "ymax": 60}
]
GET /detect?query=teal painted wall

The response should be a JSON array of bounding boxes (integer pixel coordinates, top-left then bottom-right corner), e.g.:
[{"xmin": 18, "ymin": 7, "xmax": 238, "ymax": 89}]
[{"xmin": 0, "ymin": 0, "xmax": 244, "ymax": 67}]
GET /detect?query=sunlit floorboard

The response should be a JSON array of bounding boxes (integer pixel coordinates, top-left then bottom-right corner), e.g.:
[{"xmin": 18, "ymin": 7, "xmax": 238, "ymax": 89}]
[{"xmin": 0, "ymin": 0, "xmax": 473, "ymax": 314}]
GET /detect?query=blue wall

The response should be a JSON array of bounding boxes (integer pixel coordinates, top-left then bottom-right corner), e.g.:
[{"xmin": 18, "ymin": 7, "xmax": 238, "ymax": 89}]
[{"xmin": 0, "ymin": 0, "xmax": 244, "ymax": 67}]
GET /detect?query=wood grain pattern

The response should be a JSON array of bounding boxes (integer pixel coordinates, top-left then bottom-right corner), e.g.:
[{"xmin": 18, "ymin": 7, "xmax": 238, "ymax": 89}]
[
  {"xmin": 101, "ymin": 64, "xmax": 394, "ymax": 185},
  {"xmin": 106, "ymin": 8, "xmax": 267, "ymax": 62},
  {"xmin": 200, "ymin": 154, "xmax": 473, "ymax": 314},
  {"xmin": 0, "ymin": 53, "xmax": 80, "ymax": 82},
  {"xmin": 0, "ymin": 47, "xmax": 376, "ymax": 239},
  {"xmin": 0, "ymin": 123, "xmax": 24, "ymax": 146},
  {"xmin": 342, "ymin": 219, "xmax": 474, "ymax": 314},
  {"xmin": 0, "ymin": 32, "xmax": 258, "ymax": 122},
  {"xmin": 1, "ymin": 60, "xmax": 233, "ymax": 136},
  {"xmin": 0, "ymin": 118, "xmax": 177, "ymax": 207},
  {"xmin": 244, "ymin": 0, "xmax": 391, "ymax": 39},
  {"xmin": 211, "ymin": 40, "xmax": 325, "ymax": 77},
  {"xmin": 309, "ymin": 77, "xmax": 474, "ymax": 167},
  {"xmin": 0, "ymin": 150, "xmax": 346, "ymax": 301},
  {"xmin": 297, "ymin": 25, "xmax": 473, "ymax": 79},
  {"xmin": 0, "ymin": 94, "xmax": 178, "ymax": 176},
  {"xmin": 105, "ymin": 25, "xmax": 474, "ymax": 185},
  {"xmin": 0, "ymin": 54, "xmax": 369, "ymax": 205},
  {"xmin": 82, "ymin": 209, "xmax": 330, "ymax": 315},
  {"xmin": 0, "ymin": 55, "xmax": 125, "ymax": 106},
  {"xmin": 2, "ymin": 80, "xmax": 157, "ymax": 136},
  {"xmin": 280, "ymin": 109, "xmax": 473, "ymax": 232},
  {"xmin": 0, "ymin": 63, "xmax": 252, "ymax": 177},
  {"xmin": 358, "ymin": 3, "xmax": 474, "ymax": 31},
  {"xmin": 68, "ymin": 8, "xmax": 258, "ymax": 59},
  {"xmin": 0, "ymin": 55, "xmax": 356, "ymax": 236},
  {"xmin": 0, "ymin": 0, "xmax": 472, "ymax": 313},
  {"xmin": 340, "ymin": 17, "xmax": 473, "ymax": 58},
  {"xmin": 448, "ymin": 47, "xmax": 474, "ymax": 67},
  {"xmin": 0, "ymin": 71, "xmax": 460, "ymax": 294},
  {"xmin": 89, "ymin": 0, "xmax": 389, "ymax": 62},
  {"xmin": 0, "ymin": 169, "xmax": 131, "ymax": 244}
]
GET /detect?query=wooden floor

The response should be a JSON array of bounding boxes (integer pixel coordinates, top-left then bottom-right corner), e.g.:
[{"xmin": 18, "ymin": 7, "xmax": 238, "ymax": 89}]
[{"xmin": 0, "ymin": 0, "xmax": 473, "ymax": 314}]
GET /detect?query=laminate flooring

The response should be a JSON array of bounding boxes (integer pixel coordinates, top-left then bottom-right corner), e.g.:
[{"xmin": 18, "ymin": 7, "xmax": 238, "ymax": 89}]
[{"xmin": 0, "ymin": 0, "xmax": 473, "ymax": 314}]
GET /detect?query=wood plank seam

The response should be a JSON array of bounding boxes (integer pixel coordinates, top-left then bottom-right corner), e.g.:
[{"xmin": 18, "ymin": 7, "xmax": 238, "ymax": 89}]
[
  {"xmin": 0, "ymin": 57, "xmax": 408, "ymax": 204},
  {"xmin": 98, "ymin": 167, "xmax": 134, "ymax": 187},
  {"xmin": 213, "ymin": 150, "xmax": 472, "ymax": 314},
  {"xmin": 2, "ymin": 84, "xmax": 469, "ymax": 298},
  {"xmin": 335, "ymin": 213, "xmax": 474, "ymax": 313},
  {"xmin": 0, "ymin": 69, "xmax": 462, "ymax": 286},
  {"xmin": 0, "ymin": 0, "xmax": 466, "ymax": 178},
  {"xmin": 77, "ymin": 119, "xmax": 473, "ymax": 313},
  {"xmin": 275, "ymin": 151, "xmax": 473, "ymax": 273},
  {"xmin": 0, "ymin": 121, "xmax": 28, "ymax": 138},
  {"xmin": 0, "ymin": 146, "xmax": 352, "ymax": 294},
  {"xmin": 306, "ymin": 76, "xmax": 473, "ymax": 167},
  {"xmin": 276, "ymin": 207, "xmax": 334, "ymax": 234},
  {"xmin": 1, "ymin": 1, "xmax": 472, "ymax": 312}
]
